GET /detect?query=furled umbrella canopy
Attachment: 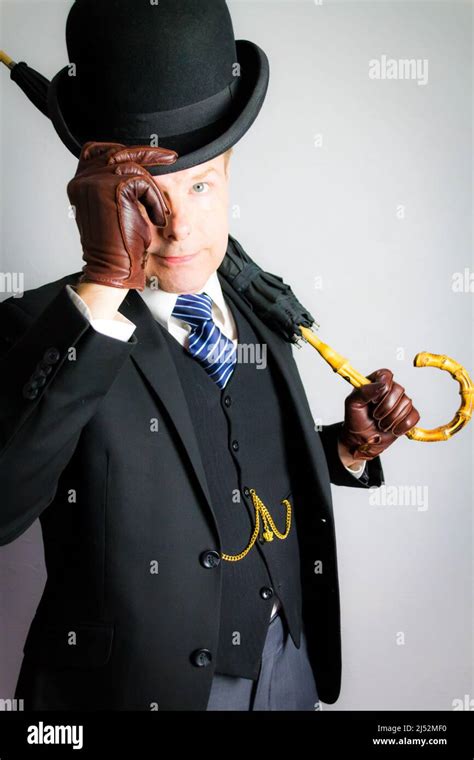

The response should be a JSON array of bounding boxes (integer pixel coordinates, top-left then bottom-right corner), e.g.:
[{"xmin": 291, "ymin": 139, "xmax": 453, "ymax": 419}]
[
  {"xmin": 0, "ymin": 52, "xmax": 50, "ymax": 118},
  {"xmin": 218, "ymin": 234, "xmax": 318, "ymax": 343}
]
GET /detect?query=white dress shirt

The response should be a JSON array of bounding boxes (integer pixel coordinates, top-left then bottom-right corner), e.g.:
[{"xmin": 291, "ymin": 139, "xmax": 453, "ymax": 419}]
[{"xmin": 66, "ymin": 272, "xmax": 366, "ymax": 621}]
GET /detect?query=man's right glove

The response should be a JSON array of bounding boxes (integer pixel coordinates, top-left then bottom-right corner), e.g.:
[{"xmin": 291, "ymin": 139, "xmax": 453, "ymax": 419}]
[
  {"xmin": 67, "ymin": 141, "xmax": 178, "ymax": 291},
  {"xmin": 339, "ymin": 368, "xmax": 420, "ymax": 460}
]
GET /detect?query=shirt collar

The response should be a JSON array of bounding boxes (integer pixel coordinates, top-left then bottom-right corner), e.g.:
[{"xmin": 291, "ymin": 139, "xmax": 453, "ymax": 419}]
[{"xmin": 138, "ymin": 269, "xmax": 227, "ymax": 331}]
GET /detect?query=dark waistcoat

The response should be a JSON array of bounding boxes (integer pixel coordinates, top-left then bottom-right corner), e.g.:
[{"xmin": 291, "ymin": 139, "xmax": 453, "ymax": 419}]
[{"xmin": 160, "ymin": 294, "xmax": 303, "ymax": 679}]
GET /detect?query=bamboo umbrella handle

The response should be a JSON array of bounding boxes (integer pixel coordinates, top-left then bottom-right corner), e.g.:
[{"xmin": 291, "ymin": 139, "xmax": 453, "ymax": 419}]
[{"xmin": 299, "ymin": 326, "xmax": 473, "ymax": 442}]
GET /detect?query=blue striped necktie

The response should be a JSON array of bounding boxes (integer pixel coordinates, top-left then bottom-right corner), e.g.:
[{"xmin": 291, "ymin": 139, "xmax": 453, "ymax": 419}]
[{"xmin": 171, "ymin": 292, "xmax": 237, "ymax": 389}]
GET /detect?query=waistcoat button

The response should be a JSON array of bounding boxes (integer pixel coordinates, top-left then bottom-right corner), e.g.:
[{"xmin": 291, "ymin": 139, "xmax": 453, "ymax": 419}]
[
  {"xmin": 190, "ymin": 649, "xmax": 212, "ymax": 667},
  {"xmin": 200, "ymin": 550, "xmax": 221, "ymax": 569},
  {"xmin": 223, "ymin": 395, "xmax": 232, "ymax": 407},
  {"xmin": 260, "ymin": 586, "xmax": 274, "ymax": 600},
  {"xmin": 243, "ymin": 487, "xmax": 250, "ymax": 497},
  {"xmin": 231, "ymin": 440, "xmax": 239, "ymax": 451}
]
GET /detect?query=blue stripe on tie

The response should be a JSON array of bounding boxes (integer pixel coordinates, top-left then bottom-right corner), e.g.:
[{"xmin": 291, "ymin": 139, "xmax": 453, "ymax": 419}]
[{"xmin": 171, "ymin": 292, "xmax": 236, "ymax": 389}]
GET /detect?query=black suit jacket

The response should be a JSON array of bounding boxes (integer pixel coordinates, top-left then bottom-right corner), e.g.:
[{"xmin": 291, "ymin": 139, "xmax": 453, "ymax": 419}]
[{"xmin": 0, "ymin": 269, "xmax": 384, "ymax": 710}]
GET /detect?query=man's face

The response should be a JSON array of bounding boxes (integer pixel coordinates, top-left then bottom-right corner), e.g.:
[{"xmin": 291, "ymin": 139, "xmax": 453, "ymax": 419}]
[{"xmin": 139, "ymin": 152, "xmax": 230, "ymax": 293}]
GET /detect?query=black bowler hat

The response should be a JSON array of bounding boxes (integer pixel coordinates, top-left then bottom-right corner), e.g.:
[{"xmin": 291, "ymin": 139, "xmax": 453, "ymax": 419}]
[{"xmin": 46, "ymin": 0, "xmax": 269, "ymax": 175}]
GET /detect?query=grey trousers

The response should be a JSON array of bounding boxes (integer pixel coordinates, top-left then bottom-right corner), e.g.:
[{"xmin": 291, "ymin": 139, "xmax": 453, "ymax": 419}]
[{"xmin": 206, "ymin": 612, "xmax": 320, "ymax": 711}]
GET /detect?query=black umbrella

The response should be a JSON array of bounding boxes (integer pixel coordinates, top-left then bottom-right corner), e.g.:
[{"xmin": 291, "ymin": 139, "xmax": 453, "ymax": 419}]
[
  {"xmin": 0, "ymin": 50, "xmax": 49, "ymax": 118},
  {"xmin": 218, "ymin": 236, "xmax": 473, "ymax": 443},
  {"xmin": 219, "ymin": 234, "xmax": 318, "ymax": 344}
]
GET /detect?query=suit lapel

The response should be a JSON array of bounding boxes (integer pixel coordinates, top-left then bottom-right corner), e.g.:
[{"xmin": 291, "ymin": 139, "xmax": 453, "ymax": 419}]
[
  {"xmin": 119, "ymin": 288, "xmax": 218, "ymax": 529},
  {"xmin": 218, "ymin": 275, "xmax": 324, "ymax": 467},
  {"xmin": 219, "ymin": 275, "xmax": 334, "ymax": 509},
  {"xmin": 218, "ymin": 274, "xmax": 297, "ymax": 389}
]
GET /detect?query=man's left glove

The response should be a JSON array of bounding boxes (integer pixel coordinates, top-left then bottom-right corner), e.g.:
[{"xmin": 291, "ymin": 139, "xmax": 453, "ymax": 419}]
[{"xmin": 339, "ymin": 368, "xmax": 420, "ymax": 460}]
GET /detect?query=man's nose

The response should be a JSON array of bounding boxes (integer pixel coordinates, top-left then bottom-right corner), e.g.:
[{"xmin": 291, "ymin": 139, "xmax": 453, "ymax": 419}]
[{"xmin": 160, "ymin": 198, "xmax": 192, "ymax": 241}]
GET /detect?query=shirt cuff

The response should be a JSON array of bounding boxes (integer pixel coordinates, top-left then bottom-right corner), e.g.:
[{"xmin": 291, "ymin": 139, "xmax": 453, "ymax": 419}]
[
  {"xmin": 342, "ymin": 459, "xmax": 367, "ymax": 479},
  {"xmin": 66, "ymin": 284, "xmax": 136, "ymax": 342}
]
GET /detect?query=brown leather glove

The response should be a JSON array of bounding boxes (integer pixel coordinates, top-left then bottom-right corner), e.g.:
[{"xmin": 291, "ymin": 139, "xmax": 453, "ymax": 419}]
[
  {"xmin": 67, "ymin": 141, "xmax": 178, "ymax": 291},
  {"xmin": 339, "ymin": 368, "xmax": 421, "ymax": 460}
]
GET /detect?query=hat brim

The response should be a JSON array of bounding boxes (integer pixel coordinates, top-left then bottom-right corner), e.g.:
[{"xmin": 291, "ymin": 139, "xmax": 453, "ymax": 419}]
[{"xmin": 47, "ymin": 39, "xmax": 269, "ymax": 175}]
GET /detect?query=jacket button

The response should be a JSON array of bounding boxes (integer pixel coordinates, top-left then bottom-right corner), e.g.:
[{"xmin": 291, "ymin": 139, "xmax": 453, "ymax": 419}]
[
  {"xmin": 191, "ymin": 648, "xmax": 212, "ymax": 667},
  {"xmin": 260, "ymin": 586, "xmax": 274, "ymax": 600},
  {"xmin": 200, "ymin": 550, "xmax": 221, "ymax": 569},
  {"xmin": 43, "ymin": 347, "xmax": 61, "ymax": 365},
  {"xmin": 38, "ymin": 361, "xmax": 53, "ymax": 375},
  {"xmin": 31, "ymin": 371, "xmax": 47, "ymax": 387},
  {"xmin": 231, "ymin": 440, "xmax": 239, "ymax": 451},
  {"xmin": 223, "ymin": 395, "xmax": 232, "ymax": 407},
  {"xmin": 22, "ymin": 383, "xmax": 39, "ymax": 400}
]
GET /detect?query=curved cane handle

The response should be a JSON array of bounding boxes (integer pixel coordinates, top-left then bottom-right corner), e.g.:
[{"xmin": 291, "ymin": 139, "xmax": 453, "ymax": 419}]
[
  {"xmin": 404, "ymin": 353, "xmax": 473, "ymax": 441},
  {"xmin": 298, "ymin": 326, "xmax": 474, "ymax": 442}
]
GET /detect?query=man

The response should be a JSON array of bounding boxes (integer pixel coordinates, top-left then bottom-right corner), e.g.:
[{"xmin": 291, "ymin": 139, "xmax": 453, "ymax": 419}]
[{"xmin": 0, "ymin": 0, "xmax": 419, "ymax": 710}]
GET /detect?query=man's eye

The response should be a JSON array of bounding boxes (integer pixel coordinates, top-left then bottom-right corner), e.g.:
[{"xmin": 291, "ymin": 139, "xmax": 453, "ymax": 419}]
[{"xmin": 192, "ymin": 182, "xmax": 209, "ymax": 194}]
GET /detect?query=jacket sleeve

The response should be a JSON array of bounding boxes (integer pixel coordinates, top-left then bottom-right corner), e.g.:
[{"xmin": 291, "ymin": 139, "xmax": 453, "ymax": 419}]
[
  {"xmin": 319, "ymin": 421, "xmax": 385, "ymax": 489},
  {"xmin": 0, "ymin": 286, "xmax": 137, "ymax": 545}
]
